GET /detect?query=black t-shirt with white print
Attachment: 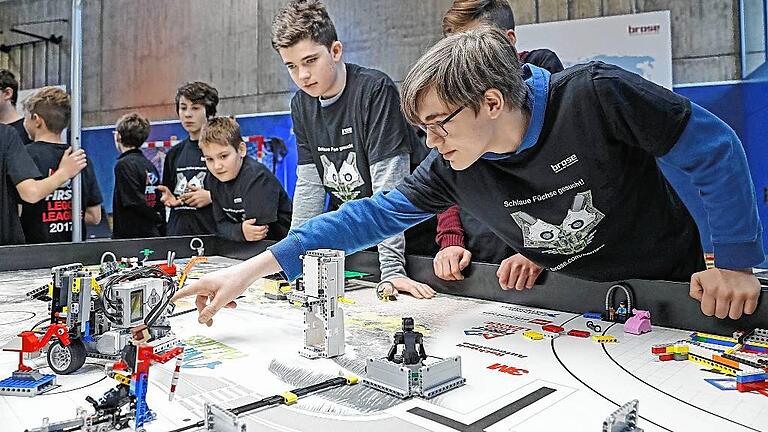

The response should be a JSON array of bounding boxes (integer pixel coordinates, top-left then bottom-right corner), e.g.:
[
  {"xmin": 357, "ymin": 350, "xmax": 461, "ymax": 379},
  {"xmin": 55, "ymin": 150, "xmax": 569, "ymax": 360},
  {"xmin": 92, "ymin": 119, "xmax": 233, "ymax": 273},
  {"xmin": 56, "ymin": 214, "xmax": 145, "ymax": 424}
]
[
  {"xmin": 399, "ymin": 62, "xmax": 704, "ymax": 282},
  {"xmin": 292, "ymin": 63, "xmax": 415, "ymax": 211},
  {"xmin": 0, "ymin": 124, "xmax": 40, "ymax": 245},
  {"xmin": 162, "ymin": 138, "xmax": 216, "ymax": 236},
  {"xmin": 112, "ymin": 148, "xmax": 165, "ymax": 239},
  {"xmin": 209, "ymin": 157, "xmax": 292, "ymax": 242},
  {"xmin": 21, "ymin": 141, "xmax": 103, "ymax": 244}
]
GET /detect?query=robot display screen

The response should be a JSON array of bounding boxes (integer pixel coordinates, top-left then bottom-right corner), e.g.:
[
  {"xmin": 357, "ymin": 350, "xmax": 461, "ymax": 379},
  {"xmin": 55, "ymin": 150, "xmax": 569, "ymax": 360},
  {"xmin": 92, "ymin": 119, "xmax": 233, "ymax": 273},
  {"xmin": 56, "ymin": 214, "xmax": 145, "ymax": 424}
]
[{"xmin": 130, "ymin": 289, "xmax": 144, "ymax": 323}]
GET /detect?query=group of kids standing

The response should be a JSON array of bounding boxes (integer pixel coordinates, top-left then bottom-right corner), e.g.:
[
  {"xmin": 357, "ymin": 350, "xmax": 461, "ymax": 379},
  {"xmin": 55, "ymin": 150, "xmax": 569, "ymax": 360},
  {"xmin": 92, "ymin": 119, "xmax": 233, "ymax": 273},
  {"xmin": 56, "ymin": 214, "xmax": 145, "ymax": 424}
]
[{"xmin": 0, "ymin": 0, "xmax": 764, "ymax": 323}]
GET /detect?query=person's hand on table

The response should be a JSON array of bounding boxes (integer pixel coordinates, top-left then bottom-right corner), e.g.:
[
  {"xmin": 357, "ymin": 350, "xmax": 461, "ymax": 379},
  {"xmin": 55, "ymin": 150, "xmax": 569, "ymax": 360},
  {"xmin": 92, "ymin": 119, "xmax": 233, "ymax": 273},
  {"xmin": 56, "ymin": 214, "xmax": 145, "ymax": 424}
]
[
  {"xmin": 497, "ymin": 253, "xmax": 543, "ymax": 291},
  {"xmin": 689, "ymin": 268, "xmax": 760, "ymax": 319},
  {"xmin": 433, "ymin": 246, "xmax": 472, "ymax": 281}
]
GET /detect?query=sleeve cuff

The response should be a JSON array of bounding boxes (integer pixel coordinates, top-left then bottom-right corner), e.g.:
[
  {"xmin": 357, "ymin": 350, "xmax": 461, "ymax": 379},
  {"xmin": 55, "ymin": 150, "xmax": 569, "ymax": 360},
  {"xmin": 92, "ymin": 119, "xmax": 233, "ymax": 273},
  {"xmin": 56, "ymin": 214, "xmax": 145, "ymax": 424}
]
[
  {"xmin": 267, "ymin": 231, "xmax": 307, "ymax": 280},
  {"xmin": 438, "ymin": 233, "xmax": 465, "ymax": 250},
  {"xmin": 713, "ymin": 238, "xmax": 765, "ymax": 269}
]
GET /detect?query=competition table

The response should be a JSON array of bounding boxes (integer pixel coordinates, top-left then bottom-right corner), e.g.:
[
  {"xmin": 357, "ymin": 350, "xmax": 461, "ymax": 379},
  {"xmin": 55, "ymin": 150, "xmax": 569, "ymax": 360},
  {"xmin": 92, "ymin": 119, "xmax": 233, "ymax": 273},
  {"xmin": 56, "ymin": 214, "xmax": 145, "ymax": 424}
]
[{"xmin": 0, "ymin": 236, "xmax": 766, "ymax": 431}]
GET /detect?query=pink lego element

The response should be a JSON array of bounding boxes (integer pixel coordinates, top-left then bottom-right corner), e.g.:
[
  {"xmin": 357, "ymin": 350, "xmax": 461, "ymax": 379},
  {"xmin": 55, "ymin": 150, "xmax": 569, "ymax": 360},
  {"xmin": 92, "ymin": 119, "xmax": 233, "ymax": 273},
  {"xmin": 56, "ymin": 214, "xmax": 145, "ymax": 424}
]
[{"xmin": 624, "ymin": 309, "xmax": 652, "ymax": 335}]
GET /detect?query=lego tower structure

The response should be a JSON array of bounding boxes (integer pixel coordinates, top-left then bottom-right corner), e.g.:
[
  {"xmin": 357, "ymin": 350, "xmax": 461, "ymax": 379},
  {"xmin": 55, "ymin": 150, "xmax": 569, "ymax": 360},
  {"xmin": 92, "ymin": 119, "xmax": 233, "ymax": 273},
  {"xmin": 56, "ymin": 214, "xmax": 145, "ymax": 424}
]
[{"xmin": 289, "ymin": 250, "xmax": 346, "ymax": 359}]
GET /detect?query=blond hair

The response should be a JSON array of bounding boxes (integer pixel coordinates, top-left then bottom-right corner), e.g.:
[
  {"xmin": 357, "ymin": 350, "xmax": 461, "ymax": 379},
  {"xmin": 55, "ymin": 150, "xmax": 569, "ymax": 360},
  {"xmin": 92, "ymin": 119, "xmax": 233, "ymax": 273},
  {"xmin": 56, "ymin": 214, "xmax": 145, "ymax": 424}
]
[
  {"xmin": 23, "ymin": 86, "xmax": 70, "ymax": 134},
  {"xmin": 200, "ymin": 116, "xmax": 242, "ymax": 150}
]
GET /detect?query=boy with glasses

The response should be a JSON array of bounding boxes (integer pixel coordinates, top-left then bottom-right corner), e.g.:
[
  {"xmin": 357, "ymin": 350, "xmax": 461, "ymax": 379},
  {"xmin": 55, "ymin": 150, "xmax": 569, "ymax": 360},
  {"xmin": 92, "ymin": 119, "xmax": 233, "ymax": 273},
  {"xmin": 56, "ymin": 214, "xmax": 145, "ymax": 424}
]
[{"xmin": 174, "ymin": 27, "xmax": 762, "ymax": 326}]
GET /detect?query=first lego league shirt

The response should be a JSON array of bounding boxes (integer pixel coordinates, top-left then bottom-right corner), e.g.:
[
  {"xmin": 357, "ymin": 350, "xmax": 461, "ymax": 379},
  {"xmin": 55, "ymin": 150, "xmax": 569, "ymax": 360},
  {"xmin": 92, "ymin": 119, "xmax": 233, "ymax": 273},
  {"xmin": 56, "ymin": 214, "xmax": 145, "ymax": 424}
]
[
  {"xmin": 0, "ymin": 124, "xmax": 40, "ymax": 245},
  {"xmin": 399, "ymin": 63, "xmax": 704, "ymax": 282},
  {"xmin": 20, "ymin": 141, "xmax": 102, "ymax": 243},
  {"xmin": 162, "ymin": 138, "xmax": 216, "ymax": 236},
  {"xmin": 292, "ymin": 63, "xmax": 414, "ymax": 211}
]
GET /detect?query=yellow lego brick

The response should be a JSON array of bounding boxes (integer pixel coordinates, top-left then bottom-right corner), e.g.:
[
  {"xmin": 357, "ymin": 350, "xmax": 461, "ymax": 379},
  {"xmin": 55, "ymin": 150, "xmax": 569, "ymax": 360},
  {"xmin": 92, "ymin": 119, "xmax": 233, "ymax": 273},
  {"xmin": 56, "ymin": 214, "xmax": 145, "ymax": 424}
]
[
  {"xmin": 110, "ymin": 372, "xmax": 131, "ymax": 385},
  {"xmin": 91, "ymin": 278, "xmax": 101, "ymax": 294},
  {"xmin": 71, "ymin": 278, "xmax": 81, "ymax": 294},
  {"xmin": 46, "ymin": 282, "xmax": 53, "ymax": 297},
  {"xmin": 282, "ymin": 391, "xmax": 298, "ymax": 405},
  {"xmin": 592, "ymin": 335, "xmax": 618, "ymax": 343},
  {"xmin": 524, "ymin": 330, "xmax": 544, "ymax": 340},
  {"xmin": 338, "ymin": 296, "xmax": 356, "ymax": 305},
  {"xmin": 688, "ymin": 353, "xmax": 738, "ymax": 376},
  {"xmin": 344, "ymin": 375, "xmax": 359, "ymax": 385}
]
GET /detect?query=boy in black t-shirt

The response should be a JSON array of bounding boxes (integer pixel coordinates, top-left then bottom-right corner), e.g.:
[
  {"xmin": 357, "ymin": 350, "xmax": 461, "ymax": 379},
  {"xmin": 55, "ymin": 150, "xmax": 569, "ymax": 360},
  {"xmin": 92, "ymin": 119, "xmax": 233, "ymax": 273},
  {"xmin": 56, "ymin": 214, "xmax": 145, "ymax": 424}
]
[
  {"xmin": 20, "ymin": 87, "xmax": 102, "ymax": 243},
  {"xmin": 0, "ymin": 123, "xmax": 86, "ymax": 245},
  {"xmin": 0, "ymin": 69, "xmax": 32, "ymax": 144},
  {"xmin": 200, "ymin": 117, "xmax": 292, "ymax": 242},
  {"xmin": 434, "ymin": 0, "xmax": 562, "ymax": 286},
  {"xmin": 112, "ymin": 113, "xmax": 165, "ymax": 239},
  {"xmin": 271, "ymin": 0, "xmax": 435, "ymax": 299},
  {"xmin": 157, "ymin": 82, "xmax": 218, "ymax": 236},
  {"xmin": 173, "ymin": 27, "xmax": 764, "ymax": 326}
]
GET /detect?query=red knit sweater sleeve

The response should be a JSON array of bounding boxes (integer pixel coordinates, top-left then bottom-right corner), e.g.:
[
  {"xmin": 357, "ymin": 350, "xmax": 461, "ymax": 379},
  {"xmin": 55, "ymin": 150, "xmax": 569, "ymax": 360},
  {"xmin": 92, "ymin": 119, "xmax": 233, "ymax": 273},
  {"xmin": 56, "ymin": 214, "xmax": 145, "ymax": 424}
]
[{"xmin": 435, "ymin": 205, "xmax": 465, "ymax": 250}]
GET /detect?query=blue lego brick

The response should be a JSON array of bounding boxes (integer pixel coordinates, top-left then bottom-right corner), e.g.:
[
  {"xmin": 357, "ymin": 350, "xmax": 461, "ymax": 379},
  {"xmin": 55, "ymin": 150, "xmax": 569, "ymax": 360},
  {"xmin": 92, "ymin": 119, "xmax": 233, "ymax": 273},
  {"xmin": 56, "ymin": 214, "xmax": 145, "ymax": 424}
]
[
  {"xmin": 582, "ymin": 312, "xmax": 603, "ymax": 319},
  {"xmin": 691, "ymin": 336, "xmax": 736, "ymax": 347},
  {"xmin": 744, "ymin": 344, "xmax": 768, "ymax": 353},
  {"xmin": 736, "ymin": 373, "xmax": 768, "ymax": 383},
  {"xmin": 0, "ymin": 374, "xmax": 56, "ymax": 397}
]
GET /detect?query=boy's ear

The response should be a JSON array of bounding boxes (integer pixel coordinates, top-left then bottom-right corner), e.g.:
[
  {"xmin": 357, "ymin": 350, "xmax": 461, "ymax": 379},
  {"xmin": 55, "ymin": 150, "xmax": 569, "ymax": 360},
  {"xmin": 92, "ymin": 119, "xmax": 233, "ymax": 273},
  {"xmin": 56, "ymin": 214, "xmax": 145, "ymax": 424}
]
[
  {"xmin": 330, "ymin": 41, "xmax": 343, "ymax": 62},
  {"xmin": 0, "ymin": 87, "xmax": 12, "ymax": 103},
  {"xmin": 114, "ymin": 131, "xmax": 123, "ymax": 144},
  {"xmin": 238, "ymin": 141, "xmax": 247, "ymax": 157},
  {"xmin": 505, "ymin": 29, "xmax": 517, "ymax": 46},
  {"xmin": 483, "ymin": 88, "xmax": 505, "ymax": 119}
]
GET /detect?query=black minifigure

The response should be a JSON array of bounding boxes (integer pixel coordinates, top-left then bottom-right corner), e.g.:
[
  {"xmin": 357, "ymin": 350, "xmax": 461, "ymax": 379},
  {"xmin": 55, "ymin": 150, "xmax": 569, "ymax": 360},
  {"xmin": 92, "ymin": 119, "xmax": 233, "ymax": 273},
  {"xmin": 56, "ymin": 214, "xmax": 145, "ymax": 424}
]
[{"xmin": 387, "ymin": 317, "xmax": 427, "ymax": 365}]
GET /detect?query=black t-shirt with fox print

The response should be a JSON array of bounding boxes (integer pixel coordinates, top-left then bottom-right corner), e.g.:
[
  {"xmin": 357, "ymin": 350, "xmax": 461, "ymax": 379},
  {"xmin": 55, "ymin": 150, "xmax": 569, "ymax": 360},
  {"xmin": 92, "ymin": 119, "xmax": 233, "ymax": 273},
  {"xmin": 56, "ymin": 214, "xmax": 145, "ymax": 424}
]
[
  {"xmin": 161, "ymin": 138, "xmax": 216, "ymax": 236},
  {"xmin": 292, "ymin": 63, "xmax": 415, "ymax": 211}
]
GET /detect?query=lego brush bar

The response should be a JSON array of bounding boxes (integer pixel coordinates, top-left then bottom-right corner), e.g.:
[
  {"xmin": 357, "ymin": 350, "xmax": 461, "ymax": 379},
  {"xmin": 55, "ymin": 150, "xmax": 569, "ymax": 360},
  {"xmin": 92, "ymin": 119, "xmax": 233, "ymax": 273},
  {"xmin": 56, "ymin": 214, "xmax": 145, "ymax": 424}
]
[
  {"xmin": 166, "ymin": 375, "xmax": 359, "ymax": 432},
  {"xmin": 231, "ymin": 376, "xmax": 355, "ymax": 415}
]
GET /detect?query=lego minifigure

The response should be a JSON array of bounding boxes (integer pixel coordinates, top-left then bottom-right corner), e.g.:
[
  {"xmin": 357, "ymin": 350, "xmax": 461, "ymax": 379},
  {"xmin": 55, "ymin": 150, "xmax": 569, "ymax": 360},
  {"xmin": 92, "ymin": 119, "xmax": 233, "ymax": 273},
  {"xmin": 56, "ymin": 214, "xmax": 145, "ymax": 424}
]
[
  {"xmin": 387, "ymin": 318, "xmax": 427, "ymax": 365},
  {"xmin": 363, "ymin": 317, "xmax": 465, "ymax": 399}
]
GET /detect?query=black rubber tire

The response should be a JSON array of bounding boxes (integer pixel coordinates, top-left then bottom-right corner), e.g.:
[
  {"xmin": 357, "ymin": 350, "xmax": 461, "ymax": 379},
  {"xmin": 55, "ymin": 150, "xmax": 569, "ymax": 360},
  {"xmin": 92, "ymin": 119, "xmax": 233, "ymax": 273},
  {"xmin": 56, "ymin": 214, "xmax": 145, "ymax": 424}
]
[{"xmin": 47, "ymin": 338, "xmax": 87, "ymax": 374}]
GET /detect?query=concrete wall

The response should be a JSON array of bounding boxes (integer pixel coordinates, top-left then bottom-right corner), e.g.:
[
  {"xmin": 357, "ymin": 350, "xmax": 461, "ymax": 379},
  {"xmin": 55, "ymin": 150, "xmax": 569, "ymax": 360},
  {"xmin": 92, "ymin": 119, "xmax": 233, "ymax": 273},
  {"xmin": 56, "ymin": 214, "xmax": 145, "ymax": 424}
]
[{"xmin": 0, "ymin": 0, "xmax": 745, "ymax": 127}]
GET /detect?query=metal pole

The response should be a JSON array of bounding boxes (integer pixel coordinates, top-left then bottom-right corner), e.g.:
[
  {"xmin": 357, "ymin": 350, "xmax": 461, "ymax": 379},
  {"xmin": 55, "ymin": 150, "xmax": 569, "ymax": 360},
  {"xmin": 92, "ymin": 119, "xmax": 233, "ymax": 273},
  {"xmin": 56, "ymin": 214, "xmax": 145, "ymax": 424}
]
[{"xmin": 70, "ymin": 0, "xmax": 83, "ymax": 242}]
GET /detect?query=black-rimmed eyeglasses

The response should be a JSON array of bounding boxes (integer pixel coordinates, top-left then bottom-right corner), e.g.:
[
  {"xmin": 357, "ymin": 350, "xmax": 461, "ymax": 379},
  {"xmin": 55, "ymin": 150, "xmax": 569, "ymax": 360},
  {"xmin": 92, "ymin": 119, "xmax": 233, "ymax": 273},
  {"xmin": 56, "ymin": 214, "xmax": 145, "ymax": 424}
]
[{"xmin": 418, "ymin": 106, "xmax": 464, "ymax": 138}]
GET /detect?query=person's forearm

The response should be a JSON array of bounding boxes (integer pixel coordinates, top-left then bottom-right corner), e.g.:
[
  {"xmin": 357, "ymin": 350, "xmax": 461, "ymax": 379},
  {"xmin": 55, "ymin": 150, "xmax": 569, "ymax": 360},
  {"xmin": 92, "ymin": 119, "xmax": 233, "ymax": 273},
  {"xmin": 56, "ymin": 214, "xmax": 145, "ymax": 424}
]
[
  {"xmin": 659, "ymin": 102, "xmax": 764, "ymax": 269},
  {"xmin": 235, "ymin": 251, "xmax": 282, "ymax": 289},
  {"xmin": 291, "ymin": 164, "xmax": 326, "ymax": 228},
  {"xmin": 370, "ymin": 154, "xmax": 410, "ymax": 281},
  {"xmin": 217, "ymin": 221, "xmax": 246, "ymax": 242},
  {"xmin": 18, "ymin": 170, "xmax": 69, "ymax": 203}
]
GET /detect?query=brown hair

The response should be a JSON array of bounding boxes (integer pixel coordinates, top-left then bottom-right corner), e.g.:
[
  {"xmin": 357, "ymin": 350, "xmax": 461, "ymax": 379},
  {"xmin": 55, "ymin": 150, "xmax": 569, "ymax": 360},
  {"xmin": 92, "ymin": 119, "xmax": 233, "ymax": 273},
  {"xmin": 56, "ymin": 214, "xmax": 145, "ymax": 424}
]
[
  {"xmin": 0, "ymin": 69, "xmax": 20, "ymax": 105},
  {"xmin": 442, "ymin": 0, "xmax": 516, "ymax": 36},
  {"xmin": 115, "ymin": 113, "xmax": 151, "ymax": 149},
  {"xmin": 400, "ymin": 26, "xmax": 525, "ymax": 126},
  {"xmin": 200, "ymin": 116, "xmax": 242, "ymax": 150},
  {"xmin": 23, "ymin": 86, "xmax": 70, "ymax": 134},
  {"xmin": 175, "ymin": 81, "xmax": 219, "ymax": 117},
  {"xmin": 271, "ymin": 0, "xmax": 338, "ymax": 50}
]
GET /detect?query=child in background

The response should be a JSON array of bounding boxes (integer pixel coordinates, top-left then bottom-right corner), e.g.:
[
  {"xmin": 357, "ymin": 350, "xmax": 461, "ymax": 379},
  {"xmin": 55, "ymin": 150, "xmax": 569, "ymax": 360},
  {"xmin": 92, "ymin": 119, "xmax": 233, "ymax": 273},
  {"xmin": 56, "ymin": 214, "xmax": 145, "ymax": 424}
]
[
  {"xmin": 20, "ymin": 87, "xmax": 102, "ymax": 243},
  {"xmin": 200, "ymin": 117, "xmax": 291, "ymax": 242},
  {"xmin": 112, "ymin": 113, "xmax": 165, "ymax": 239}
]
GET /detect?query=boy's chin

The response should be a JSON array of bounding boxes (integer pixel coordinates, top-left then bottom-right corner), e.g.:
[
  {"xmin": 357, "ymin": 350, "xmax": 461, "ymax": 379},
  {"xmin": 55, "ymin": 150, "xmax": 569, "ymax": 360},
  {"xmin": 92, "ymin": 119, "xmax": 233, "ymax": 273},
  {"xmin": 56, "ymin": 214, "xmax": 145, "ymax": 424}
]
[{"xmin": 213, "ymin": 172, "xmax": 235, "ymax": 182}]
